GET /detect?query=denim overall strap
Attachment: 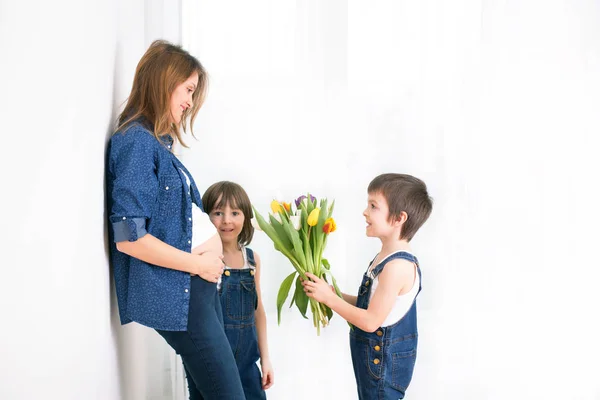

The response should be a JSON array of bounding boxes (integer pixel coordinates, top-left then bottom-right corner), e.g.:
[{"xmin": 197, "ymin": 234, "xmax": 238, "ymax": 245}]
[
  {"xmin": 245, "ymin": 247, "xmax": 256, "ymax": 267},
  {"xmin": 371, "ymin": 251, "xmax": 421, "ymax": 296}
]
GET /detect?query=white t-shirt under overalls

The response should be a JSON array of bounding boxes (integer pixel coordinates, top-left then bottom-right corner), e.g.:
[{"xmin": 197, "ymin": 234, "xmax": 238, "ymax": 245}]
[{"xmin": 368, "ymin": 250, "xmax": 420, "ymax": 327}]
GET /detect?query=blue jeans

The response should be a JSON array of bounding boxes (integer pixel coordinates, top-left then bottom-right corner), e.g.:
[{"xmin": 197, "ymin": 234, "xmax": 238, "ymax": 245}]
[{"xmin": 156, "ymin": 275, "xmax": 245, "ymax": 400}]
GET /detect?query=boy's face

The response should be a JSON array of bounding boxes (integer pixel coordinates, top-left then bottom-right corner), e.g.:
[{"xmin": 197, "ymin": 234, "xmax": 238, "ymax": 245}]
[{"xmin": 363, "ymin": 192, "xmax": 395, "ymax": 238}]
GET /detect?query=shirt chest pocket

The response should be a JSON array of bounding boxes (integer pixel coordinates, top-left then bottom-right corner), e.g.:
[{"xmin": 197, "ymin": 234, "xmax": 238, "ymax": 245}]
[{"xmin": 157, "ymin": 174, "xmax": 184, "ymax": 217}]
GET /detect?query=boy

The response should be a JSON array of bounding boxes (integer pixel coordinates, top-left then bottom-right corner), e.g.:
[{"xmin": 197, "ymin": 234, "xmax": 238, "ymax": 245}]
[{"xmin": 303, "ymin": 173, "xmax": 433, "ymax": 399}]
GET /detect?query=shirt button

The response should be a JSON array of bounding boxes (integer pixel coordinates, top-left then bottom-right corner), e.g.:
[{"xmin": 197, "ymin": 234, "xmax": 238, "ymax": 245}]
[
  {"xmin": 165, "ymin": 186, "xmax": 169, "ymax": 190},
  {"xmin": 376, "ymin": 330, "xmax": 383, "ymax": 337},
  {"xmin": 373, "ymin": 358, "xmax": 380, "ymax": 365},
  {"xmin": 122, "ymin": 217, "xmax": 126, "ymax": 220},
  {"xmin": 188, "ymin": 240, "xmax": 191, "ymax": 244},
  {"xmin": 374, "ymin": 345, "xmax": 381, "ymax": 351},
  {"xmin": 168, "ymin": 145, "xmax": 171, "ymax": 149},
  {"xmin": 189, "ymin": 217, "xmax": 192, "ymax": 221},
  {"xmin": 184, "ymin": 288, "xmax": 188, "ymax": 293}
]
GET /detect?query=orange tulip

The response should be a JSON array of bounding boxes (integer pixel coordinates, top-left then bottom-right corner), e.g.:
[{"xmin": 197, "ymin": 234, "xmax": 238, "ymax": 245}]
[{"xmin": 323, "ymin": 217, "xmax": 337, "ymax": 234}]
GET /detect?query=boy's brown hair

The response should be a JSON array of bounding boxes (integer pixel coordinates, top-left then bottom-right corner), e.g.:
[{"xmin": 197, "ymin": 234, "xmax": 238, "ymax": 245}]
[
  {"xmin": 368, "ymin": 173, "xmax": 433, "ymax": 241},
  {"xmin": 201, "ymin": 181, "xmax": 254, "ymax": 247}
]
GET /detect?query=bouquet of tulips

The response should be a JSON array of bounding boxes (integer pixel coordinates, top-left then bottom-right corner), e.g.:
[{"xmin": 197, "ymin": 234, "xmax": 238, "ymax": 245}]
[{"xmin": 252, "ymin": 194, "xmax": 342, "ymax": 335}]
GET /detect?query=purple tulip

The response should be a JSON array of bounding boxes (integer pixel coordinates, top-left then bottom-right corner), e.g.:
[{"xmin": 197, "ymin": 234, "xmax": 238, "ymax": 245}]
[
  {"xmin": 294, "ymin": 195, "xmax": 306, "ymax": 208},
  {"xmin": 295, "ymin": 194, "xmax": 316, "ymax": 208}
]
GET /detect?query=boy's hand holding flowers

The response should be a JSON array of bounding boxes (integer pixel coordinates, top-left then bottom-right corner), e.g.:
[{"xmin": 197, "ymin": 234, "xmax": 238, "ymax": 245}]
[{"xmin": 302, "ymin": 273, "xmax": 336, "ymax": 305}]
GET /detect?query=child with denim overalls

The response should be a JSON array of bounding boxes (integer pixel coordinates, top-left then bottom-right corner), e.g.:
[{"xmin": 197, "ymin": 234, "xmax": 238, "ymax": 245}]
[
  {"xmin": 201, "ymin": 181, "xmax": 274, "ymax": 399},
  {"xmin": 303, "ymin": 173, "xmax": 433, "ymax": 399}
]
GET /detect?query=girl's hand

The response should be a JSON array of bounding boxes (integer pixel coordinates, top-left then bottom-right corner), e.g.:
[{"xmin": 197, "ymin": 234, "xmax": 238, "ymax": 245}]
[
  {"xmin": 260, "ymin": 358, "xmax": 275, "ymax": 389},
  {"xmin": 302, "ymin": 273, "xmax": 335, "ymax": 305},
  {"xmin": 193, "ymin": 251, "xmax": 224, "ymax": 283}
]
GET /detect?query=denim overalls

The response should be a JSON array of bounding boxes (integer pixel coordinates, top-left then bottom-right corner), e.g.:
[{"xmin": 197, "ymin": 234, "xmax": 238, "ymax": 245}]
[
  {"xmin": 350, "ymin": 251, "xmax": 422, "ymax": 400},
  {"xmin": 219, "ymin": 247, "xmax": 266, "ymax": 400}
]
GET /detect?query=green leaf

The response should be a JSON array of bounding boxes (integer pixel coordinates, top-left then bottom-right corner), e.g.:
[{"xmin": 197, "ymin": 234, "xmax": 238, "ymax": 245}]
[
  {"xmin": 253, "ymin": 207, "xmax": 290, "ymax": 251},
  {"xmin": 325, "ymin": 304, "xmax": 333, "ymax": 321},
  {"xmin": 277, "ymin": 272, "xmax": 297, "ymax": 325},
  {"xmin": 253, "ymin": 206, "xmax": 302, "ymax": 269},
  {"xmin": 322, "ymin": 258, "xmax": 331, "ymax": 270},
  {"xmin": 327, "ymin": 199, "xmax": 335, "ymax": 218},
  {"xmin": 269, "ymin": 214, "xmax": 294, "ymax": 250},
  {"xmin": 284, "ymin": 222, "xmax": 307, "ymax": 271},
  {"xmin": 294, "ymin": 276, "xmax": 309, "ymax": 318}
]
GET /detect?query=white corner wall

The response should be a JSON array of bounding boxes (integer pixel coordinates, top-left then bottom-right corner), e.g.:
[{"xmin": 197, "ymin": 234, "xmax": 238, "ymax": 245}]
[{"xmin": 0, "ymin": 0, "xmax": 182, "ymax": 399}]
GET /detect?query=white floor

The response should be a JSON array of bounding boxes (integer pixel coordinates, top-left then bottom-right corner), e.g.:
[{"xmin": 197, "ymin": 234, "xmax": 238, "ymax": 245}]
[
  {"xmin": 264, "ymin": 308, "xmax": 438, "ymax": 400},
  {"xmin": 265, "ymin": 308, "xmax": 357, "ymax": 400}
]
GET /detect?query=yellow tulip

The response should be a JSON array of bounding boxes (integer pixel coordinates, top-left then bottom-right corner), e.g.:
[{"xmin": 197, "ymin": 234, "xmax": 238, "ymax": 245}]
[
  {"xmin": 307, "ymin": 208, "xmax": 320, "ymax": 226},
  {"xmin": 270, "ymin": 200, "xmax": 284, "ymax": 214}
]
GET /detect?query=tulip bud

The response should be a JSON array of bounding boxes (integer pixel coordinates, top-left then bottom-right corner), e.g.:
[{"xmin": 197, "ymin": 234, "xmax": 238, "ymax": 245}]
[
  {"xmin": 290, "ymin": 215, "xmax": 302, "ymax": 230},
  {"xmin": 323, "ymin": 217, "xmax": 337, "ymax": 234},
  {"xmin": 271, "ymin": 200, "xmax": 284, "ymax": 214},
  {"xmin": 307, "ymin": 208, "xmax": 320, "ymax": 227}
]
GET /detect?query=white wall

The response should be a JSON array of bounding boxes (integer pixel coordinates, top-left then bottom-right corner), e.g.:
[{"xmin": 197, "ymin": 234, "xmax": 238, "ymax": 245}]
[
  {"xmin": 0, "ymin": 0, "xmax": 182, "ymax": 399},
  {"xmin": 181, "ymin": 1, "xmax": 600, "ymax": 399},
  {"xmin": 0, "ymin": 0, "xmax": 120, "ymax": 399},
  {"xmin": 1, "ymin": 1, "xmax": 599, "ymax": 399}
]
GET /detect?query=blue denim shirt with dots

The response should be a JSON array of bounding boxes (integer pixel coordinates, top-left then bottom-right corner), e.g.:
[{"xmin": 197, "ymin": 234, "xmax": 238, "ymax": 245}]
[{"xmin": 106, "ymin": 120, "xmax": 202, "ymax": 331}]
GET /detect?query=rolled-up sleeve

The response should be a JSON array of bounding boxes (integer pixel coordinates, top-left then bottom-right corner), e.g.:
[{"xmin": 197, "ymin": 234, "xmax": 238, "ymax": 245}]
[{"xmin": 108, "ymin": 128, "xmax": 159, "ymax": 242}]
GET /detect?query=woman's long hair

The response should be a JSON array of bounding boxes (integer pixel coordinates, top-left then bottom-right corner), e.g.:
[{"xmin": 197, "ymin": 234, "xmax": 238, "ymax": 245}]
[{"xmin": 116, "ymin": 40, "xmax": 208, "ymax": 148}]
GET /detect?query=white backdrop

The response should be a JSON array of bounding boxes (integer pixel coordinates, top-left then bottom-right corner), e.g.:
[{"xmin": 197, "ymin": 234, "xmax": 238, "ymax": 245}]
[
  {"xmin": 179, "ymin": 0, "xmax": 600, "ymax": 399},
  {"xmin": 0, "ymin": 0, "xmax": 186, "ymax": 399},
  {"xmin": 1, "ymin": 0, "xmax": 599, "ymax": 399}
]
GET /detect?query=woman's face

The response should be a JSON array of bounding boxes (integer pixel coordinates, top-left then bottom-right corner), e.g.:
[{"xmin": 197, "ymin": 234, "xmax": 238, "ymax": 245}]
[{"xmin": 170, "ymin": 72, "xmax": 199, "ymax": 124}]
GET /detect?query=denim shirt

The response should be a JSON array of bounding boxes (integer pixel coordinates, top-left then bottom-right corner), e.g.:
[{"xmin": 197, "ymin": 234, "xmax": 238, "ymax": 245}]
[{"xmin": 106, "ymin": 120, "xmax": 203, "ymax": 331}]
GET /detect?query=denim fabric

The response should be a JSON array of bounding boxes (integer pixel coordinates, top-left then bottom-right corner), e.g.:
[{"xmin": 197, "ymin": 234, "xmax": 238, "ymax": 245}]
[
  {"xmin": 106, "ymin": 120, "xmax": 204, "ymax": 330},
  {"xmin": 219, "ymin": 248, "xmax": 266, "ymax": 400},
  {"xmin": 156, "ymin": 276, "xmax": 245, "ymax": 400},
  {"xmin": 350, "ymin": 251, "xmax": 422, "ymax": 400}
]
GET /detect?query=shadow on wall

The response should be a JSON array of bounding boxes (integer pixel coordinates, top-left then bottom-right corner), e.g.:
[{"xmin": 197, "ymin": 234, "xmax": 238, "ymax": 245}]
[{"xmin": 105, "ymin": 41, "xmax": 128, "ymax": 400}]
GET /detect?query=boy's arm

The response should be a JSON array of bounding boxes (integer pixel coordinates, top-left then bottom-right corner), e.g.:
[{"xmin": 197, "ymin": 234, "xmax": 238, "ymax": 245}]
[
  {"xmin": 253, "ymin": 252, "xmax": 274, "ymax": 389},
  {"xmin": 341, "ymin": 293, "xmax": 358, "ymax": 306},
  {"xmin": 304, "ymin": 259, "xmax": 415, "ymax": 332}
]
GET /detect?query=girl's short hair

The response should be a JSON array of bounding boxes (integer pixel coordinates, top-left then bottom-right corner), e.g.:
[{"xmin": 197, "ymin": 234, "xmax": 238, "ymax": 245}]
[
  {"xmin": 116, "ymin": 40, "xmax": 208, "ymax": 148},
  {"xmin": 202, "ymin": 181, "xmax": 254, "ymax": 247}
]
